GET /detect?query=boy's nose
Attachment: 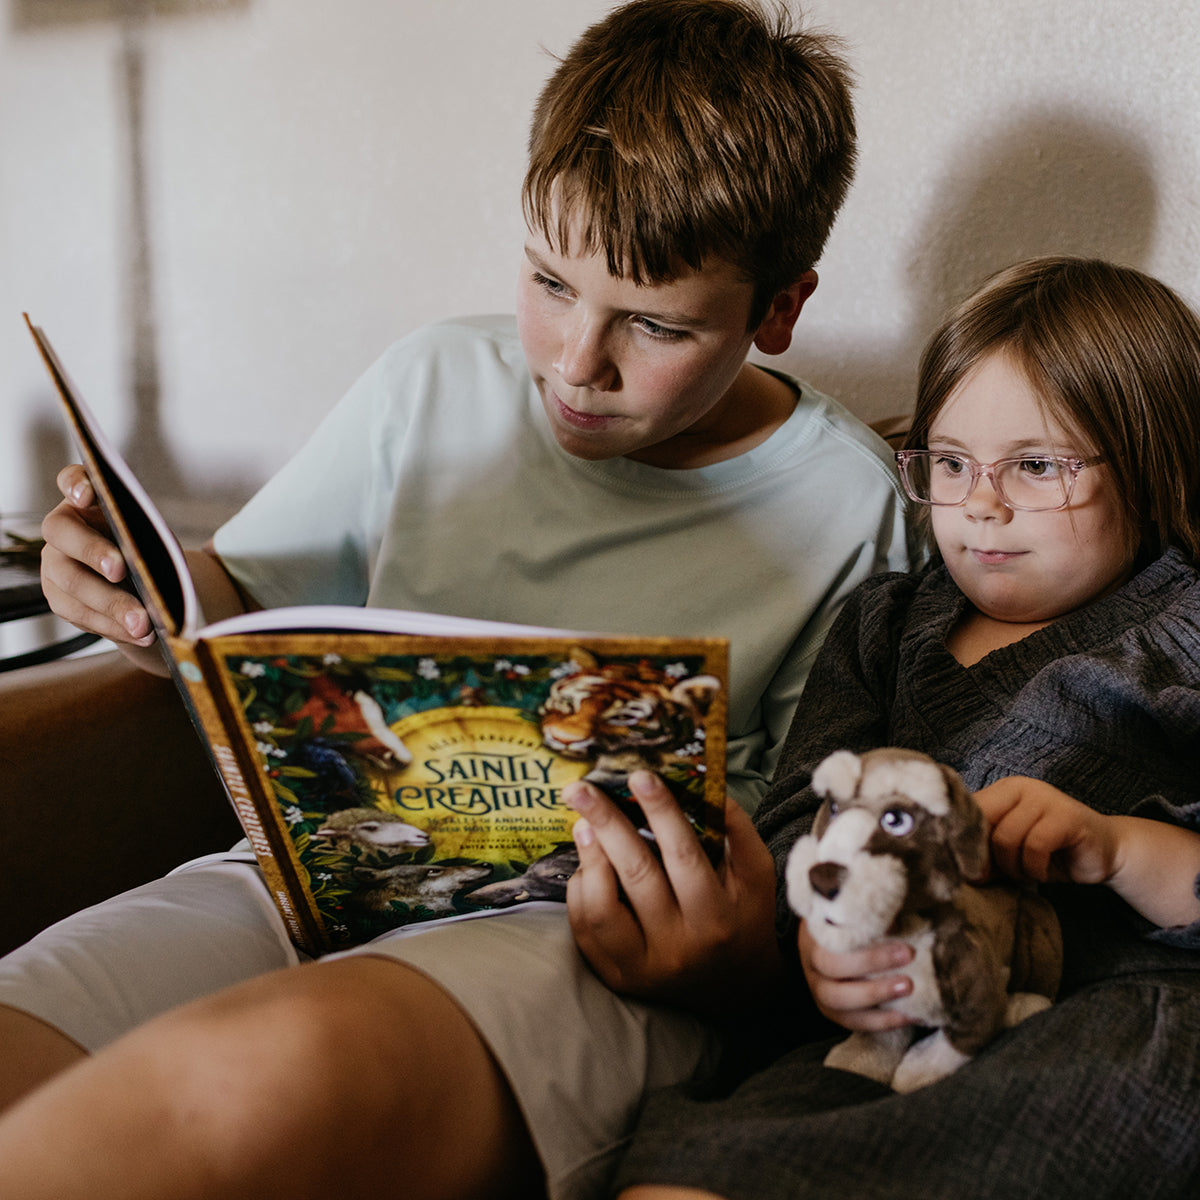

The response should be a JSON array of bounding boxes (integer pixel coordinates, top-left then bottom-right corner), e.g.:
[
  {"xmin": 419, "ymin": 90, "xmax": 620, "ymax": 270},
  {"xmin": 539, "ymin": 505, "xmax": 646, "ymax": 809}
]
[{"xmin": 555, "ymin": 317, "xmax": 617, "ymax": 391}]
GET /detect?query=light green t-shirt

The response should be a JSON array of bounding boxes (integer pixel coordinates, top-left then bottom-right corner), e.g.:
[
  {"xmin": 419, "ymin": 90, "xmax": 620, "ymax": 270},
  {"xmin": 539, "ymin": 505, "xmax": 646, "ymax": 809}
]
[{"xmin": 214, "ymin": 316, "xmax": 910, "ymax": 810}]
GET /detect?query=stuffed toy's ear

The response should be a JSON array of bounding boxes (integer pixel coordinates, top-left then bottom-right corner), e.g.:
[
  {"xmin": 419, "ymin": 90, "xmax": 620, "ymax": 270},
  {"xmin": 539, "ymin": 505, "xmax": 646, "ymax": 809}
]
[
  {"xmin": 811, "ymin": 750, "xmax": 863, "ymax": 837},
  {"xmin": 940, "ymin": 765, "xmax": 989, "ymax": 880},
  {"xmin": 812, "ymin": 749, "xmax": 862, "ymax": 800}
]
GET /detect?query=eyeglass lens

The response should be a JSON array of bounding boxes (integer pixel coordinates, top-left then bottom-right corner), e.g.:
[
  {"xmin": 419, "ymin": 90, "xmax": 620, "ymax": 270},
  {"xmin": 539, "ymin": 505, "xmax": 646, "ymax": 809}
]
[{"xmin": 904, "ymin": 454, "xmax": 1074, "ymax": 510}]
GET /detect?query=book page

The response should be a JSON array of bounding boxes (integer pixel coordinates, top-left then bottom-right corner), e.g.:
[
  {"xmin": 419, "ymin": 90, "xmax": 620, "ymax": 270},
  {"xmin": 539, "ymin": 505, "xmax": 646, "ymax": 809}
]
[
  {"xmin": 198, "ymin": 604, "xmax": 601, "ymax": 641},
  {"xmin": 24, "ymin": 316, "xmax": 201, "ymax": 641}
]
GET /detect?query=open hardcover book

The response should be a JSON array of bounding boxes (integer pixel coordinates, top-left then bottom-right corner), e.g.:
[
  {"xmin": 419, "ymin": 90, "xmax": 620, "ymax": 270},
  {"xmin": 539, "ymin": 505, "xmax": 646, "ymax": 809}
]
[{"xmin": 26, "ymin": 317, "xmax": 729, "ymax": 955}]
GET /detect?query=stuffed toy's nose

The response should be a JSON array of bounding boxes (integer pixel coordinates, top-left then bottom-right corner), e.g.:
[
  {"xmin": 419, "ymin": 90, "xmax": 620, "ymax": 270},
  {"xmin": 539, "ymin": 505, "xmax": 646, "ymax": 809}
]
[{"xmin": 809, "ymin": 861, "xmax": 846, "ymax": 900}]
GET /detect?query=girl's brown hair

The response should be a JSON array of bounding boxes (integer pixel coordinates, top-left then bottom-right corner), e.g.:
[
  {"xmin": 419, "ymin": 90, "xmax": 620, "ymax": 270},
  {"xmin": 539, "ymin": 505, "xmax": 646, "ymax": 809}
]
[
  {"xmin": 905, "ymin": 256, "xmax": 1200, "ymax": 565},
  {"xmin": 523, "ymin": 0, "xmax": 857, "ymax": 327}
]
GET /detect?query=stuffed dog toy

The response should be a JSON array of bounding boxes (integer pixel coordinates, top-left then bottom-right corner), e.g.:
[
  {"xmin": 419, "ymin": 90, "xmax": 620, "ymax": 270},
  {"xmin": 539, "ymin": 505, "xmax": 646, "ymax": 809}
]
[{"xmin": 786, "ymin": 747, "xmax": 1063, "ymax": 1093}]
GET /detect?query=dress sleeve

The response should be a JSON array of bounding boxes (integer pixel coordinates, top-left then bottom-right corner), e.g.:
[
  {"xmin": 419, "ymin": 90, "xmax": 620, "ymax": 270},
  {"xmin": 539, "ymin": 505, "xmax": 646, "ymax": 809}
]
[
  {"xmin": 1150, "ymin": 898, "xmax": 1200, "ymax": 950},
  {"xmin": 1134, "ymin": 595, "xmax": 1200, "ymax": 949},
  {"xmin": 753, "ymin": 571, "xmax": 914, "ymax": 941}
]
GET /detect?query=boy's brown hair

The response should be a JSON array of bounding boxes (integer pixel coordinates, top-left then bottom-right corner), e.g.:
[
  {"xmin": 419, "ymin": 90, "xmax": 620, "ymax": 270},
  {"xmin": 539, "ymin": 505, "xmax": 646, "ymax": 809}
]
[
  {"xmin": 523, "ymin": 0, "xmax": 856, "ymax": 326},
  {"xmin": 906, "ymin": 256, "xmax": 1200, "ymax": 565}
]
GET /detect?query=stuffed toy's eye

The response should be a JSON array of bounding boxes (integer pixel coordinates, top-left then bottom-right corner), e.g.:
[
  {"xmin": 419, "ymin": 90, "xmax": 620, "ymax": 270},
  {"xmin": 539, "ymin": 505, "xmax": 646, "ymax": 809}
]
[
  {"xmin": 827, "ymin": 799, "xmax": 840, "ymax": 817},
  {"xmin": 880, "ymin": 808, "xmax": 915, "ymax": 837}
]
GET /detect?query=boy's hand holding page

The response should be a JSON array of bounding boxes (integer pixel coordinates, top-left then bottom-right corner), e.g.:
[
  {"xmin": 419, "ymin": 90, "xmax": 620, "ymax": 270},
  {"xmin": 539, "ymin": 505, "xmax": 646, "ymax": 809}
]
[
  {"xmin": 41, "ymin": 464, "xmax": 247, "ymax": 677},
  {"xmin": 566, "ymin": 771, "xmax": 780, "ymax": 1015},
  {"xmin": 41, "ymin": 464, "xmax": 157, "ymax": 648}
]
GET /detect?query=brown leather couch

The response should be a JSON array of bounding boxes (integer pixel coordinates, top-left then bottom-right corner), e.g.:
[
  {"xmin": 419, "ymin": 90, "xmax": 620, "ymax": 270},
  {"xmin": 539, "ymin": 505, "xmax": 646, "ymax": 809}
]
[{"xmin": 0, "ymin": 651, "xmax": 242, "ymax": 956}]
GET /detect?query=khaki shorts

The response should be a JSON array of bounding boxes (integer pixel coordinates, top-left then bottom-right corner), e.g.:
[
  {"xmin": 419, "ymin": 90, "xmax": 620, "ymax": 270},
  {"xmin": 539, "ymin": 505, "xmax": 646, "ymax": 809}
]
[{"xmin": 0, "ymin": 859, "xmax": 717, "ymax": 1200}]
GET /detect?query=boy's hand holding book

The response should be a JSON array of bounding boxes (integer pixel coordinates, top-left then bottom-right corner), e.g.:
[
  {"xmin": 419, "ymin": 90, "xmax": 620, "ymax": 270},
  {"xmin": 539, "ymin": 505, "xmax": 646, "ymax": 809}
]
[
  {"xmin": 41, "ymin": 464, "xmax": 157, "ymax": 649},
  {"xmin": 566, "ymin": 771, "xmax": 781, "ymax": 1015},
  {"xmin": 42, "ymin": 464, "xmax": 249, "ymax": 678}
]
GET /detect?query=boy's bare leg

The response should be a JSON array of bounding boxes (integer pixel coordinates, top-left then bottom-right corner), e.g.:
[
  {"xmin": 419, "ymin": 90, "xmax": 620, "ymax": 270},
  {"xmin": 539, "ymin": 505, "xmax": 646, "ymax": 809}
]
[
  {"xmin": 0, "ymin": 1007, "xmax": 87, "ymax": 1111},
  {"xmin": 0, "ymin": 957, "xmax": 545, "ymax": 1200}
]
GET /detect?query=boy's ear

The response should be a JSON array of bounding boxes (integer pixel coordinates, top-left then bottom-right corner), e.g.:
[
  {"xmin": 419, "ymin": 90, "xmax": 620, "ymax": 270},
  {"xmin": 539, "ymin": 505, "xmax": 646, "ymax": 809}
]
[{"xmin": 752, "ymin": 271, "xmax": 818, "ymax": 356}]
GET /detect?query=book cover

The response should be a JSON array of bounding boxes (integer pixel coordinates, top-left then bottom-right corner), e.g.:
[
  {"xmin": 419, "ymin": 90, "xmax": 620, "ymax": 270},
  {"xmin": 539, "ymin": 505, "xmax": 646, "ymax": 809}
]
[
  {"xmin": 26, "ymin": 317, "xmax": 729, "ymax": 954},
  {"xmin": 198, "ymin": 630, "xmax": 725, "ymax": 951}
]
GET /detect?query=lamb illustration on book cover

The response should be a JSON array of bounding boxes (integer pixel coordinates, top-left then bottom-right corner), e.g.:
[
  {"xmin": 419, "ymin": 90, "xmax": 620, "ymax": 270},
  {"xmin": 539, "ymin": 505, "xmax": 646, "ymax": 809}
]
[{"xmin": 227, "ymin": 642, "xmax": 722, "ymax": 947}]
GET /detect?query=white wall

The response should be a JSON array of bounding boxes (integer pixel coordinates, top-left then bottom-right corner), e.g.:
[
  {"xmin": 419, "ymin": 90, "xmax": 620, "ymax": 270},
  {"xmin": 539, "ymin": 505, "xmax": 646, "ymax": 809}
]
[{"xmin": 2, "ymin": 0, "xmax": 1198, "ymax": 537}]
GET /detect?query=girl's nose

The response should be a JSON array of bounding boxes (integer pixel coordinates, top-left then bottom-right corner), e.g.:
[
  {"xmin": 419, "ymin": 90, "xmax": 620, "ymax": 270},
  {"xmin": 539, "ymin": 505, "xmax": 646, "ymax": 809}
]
[
  {"xmin": 554, "ymin": 316, "xmax": 617, "ymax": 391},
  {"xmin": 963, "ymin": 473, "xmax": 1012, "ymax": 522}
]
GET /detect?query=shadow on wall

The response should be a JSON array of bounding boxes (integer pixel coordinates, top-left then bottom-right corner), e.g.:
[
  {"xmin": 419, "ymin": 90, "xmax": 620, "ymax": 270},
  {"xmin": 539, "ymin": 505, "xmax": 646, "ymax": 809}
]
[
  {"xmin": 10, "ymin": 0, "xmax": 249, "ymax": 34},
  {"xmin": 14, "ymin": 0, "xmax": 254, "ymax": 536},
  {"xmin": 795, "ymin": 108, "xmax": 1159, "ymax": 421}
]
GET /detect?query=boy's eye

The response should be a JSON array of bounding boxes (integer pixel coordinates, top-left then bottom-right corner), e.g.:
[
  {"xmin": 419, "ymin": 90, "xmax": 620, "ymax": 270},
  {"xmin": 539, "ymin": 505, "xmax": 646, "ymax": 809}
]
[
  {"xmin": 531, "ymin": 271, "xmax": 570, "ymax": 298},
  {"xmin": 632, "ymin": 315, "xmax": 687, "ymax": 342}
]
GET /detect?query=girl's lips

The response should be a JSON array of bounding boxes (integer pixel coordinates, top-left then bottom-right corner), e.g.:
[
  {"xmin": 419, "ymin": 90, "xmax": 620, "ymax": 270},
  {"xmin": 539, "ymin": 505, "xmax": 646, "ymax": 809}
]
[
  {"xmin": 971, "ymin": 548, "xmax": 1025, "ymax": 566},
  {"xmin": 553, "ymin": 393, "xmax": 614, "ymax": 431}
]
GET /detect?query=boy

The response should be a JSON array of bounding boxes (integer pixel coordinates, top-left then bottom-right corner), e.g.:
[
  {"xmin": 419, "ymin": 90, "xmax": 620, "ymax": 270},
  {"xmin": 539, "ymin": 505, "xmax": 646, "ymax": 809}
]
[{"xmin": 0, "ymin": 3, "xmax": 908, "ymax": 1198}]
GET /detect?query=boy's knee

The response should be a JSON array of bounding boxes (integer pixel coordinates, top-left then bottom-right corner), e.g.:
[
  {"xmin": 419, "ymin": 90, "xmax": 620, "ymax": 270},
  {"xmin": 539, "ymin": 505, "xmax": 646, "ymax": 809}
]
[
  {"xmin": 151, "ymin": 957, "xmax": 537, "ymax": 1194},
  {"xmin": 118, "ymin": 961, "xmax": 456, "ymax": 1170},
  {"xmin": 159, "ymin": 957, "xmax": 494, "ymax": 1117}
]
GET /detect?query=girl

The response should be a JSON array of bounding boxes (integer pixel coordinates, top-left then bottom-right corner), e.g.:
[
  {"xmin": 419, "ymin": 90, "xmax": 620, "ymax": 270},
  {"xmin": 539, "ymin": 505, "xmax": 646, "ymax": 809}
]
[{"xmin": 611, "ymin": 257, "xmax": 1200, "ymax": 1200}]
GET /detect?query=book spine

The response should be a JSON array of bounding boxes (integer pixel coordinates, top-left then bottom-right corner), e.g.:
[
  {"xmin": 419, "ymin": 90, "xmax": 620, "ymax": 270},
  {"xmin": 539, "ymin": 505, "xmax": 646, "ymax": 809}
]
[{"xmin": 167, "ymin": 635, "xmax": 328, "ymax": 955}]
